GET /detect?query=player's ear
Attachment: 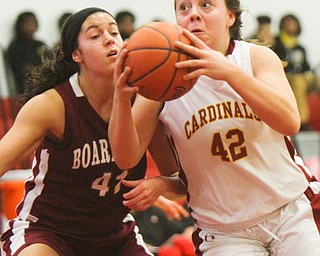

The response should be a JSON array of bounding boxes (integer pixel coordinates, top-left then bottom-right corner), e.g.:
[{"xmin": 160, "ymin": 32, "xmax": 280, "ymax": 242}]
[
  {"xmin": 227, "ymin": 9, "xmax": 236, "ymax": 27},
  {"xmin": 72, "ymin": 49, "xmax": 82, "ymax": 63}
]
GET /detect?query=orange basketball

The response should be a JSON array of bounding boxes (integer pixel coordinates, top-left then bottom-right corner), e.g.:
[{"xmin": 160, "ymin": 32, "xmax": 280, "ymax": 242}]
[{"xmin": 124, "ymin": 21, "xmax": 195, "ymax": 102}]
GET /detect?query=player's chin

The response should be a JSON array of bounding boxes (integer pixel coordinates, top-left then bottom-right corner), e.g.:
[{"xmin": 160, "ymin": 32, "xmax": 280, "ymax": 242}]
[
  {"xmin": 101, "ymin": 65, "xmax": 115, "ymax": 77},
  {"xmin": 107, "ymin": 60, "xmax": 117, "ymax": 69}
]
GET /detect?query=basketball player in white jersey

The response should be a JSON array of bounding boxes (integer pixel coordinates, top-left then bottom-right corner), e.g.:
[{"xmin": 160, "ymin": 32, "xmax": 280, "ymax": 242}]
[{"xmin": 109, "ymin": 0, "xmax": 320, "ymax": 255}]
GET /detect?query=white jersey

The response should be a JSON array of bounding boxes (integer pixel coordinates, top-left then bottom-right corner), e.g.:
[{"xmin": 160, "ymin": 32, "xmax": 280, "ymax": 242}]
[{"xmin": 159, "ymin": 40, "xmax": 308, "ymax": 230}]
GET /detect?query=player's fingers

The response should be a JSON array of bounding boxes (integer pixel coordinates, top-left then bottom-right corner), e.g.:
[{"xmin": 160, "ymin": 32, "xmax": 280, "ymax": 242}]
[
  {"xmin": 123, "ymin": 181, "xmax": 157, "ymax": 201},
  {"xmin": 176, "ymin": 204, "xmax": 189, "ymax": 218},
  {"xmin": 182, "ymin": 28, "xmax": 208, "ymax": 49},
  {"xmin": 175, "ymin": 41, "xmax": 202, "ymax": 59},
  {"xmin": 115, "ymin": 50, "xmax": 139, "ymax": 93},
  {"xmin": 175, "ymin": 59, "xmax": 204, "ymax": 69},
  {"xmin": 117, "ymin": 67, "xmax": 131, "ymax": 86},
  {"xmin": 114, "ymin": 48, "xmax": 128, "ymax": 77},
  {"xmin": 165, "ymin": 203, "xmax": 188, "ymax": 220},
  {"xmin": 165, "ymin": 209, "xmax": 180, "ymax": 220},
  {"xmin": 122, "ymin": 179, "xmax": 142, "ymax": 188},
  {"xmin": 122, "ymin": 180, "xmax": 144, "ymax": 200},
  {"xmin": 123, "ymin": 192, "xmax": 144, "ymax": 206},
  {"xmin": 122, "ymin": 189, "xmax": 140, "ymax": 200},
  {"xmin": 183, "ymin": 68, "xmax": 208, "ymax": 80},
  {"xmin": 123, "ymin": 196, "xmax": 153, "ymax": 211}
]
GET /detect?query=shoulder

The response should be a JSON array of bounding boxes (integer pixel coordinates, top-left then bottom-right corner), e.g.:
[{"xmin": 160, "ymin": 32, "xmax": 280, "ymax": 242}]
[
  {"xmin": 19, "ymin": 89, "xmax": 64, "ymax": 133},
  {"xmin": 27, "ymin": 89, "xmax": 63, "ymax": 108},
  {"xmin": 250, "ymin": 43, "xmax": 283, "ymax": 70},
  {"xmin": 250, "ymin": 42, "xmax": 276, "ymax": 56}
]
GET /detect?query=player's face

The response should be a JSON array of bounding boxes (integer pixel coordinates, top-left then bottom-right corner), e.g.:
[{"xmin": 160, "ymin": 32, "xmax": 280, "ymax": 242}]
[
  {"xmin": 73, "ymin": 12, "xmax": 123, "ymax": 76},
  {"xmin": 175, "ymin": 0, "xmax": 235, "ymax": 52}
]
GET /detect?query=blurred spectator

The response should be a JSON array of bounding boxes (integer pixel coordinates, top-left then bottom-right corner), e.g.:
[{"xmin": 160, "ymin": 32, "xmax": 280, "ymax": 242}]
[
  {"xmin": 50, "ymin": 11, "xmax": 73, "ymax": 50},
  {"xmin": 0, "ymin": 46, "xmax": 15, "ymax": 97},
  {"xmin": 251, "ymin": 15, "xmax": 274, "ymax": 47},
  {"xmin": 133, "ymin": 200, "xmax": 194, "ymax": 253},
  {"xmin": 273, "ymin": 14, "xmax": 312, "ymax": 131},
  {"xmin": 115, "ymin": 10, "xmax": 136, "ymax": 40},
  {"xmin": 57, "ymin": 12, "xmax": 73, "ymax": 33},
  {"xmin": 7, "ymin": 11, "xmax": 49, "ymax": 95}
]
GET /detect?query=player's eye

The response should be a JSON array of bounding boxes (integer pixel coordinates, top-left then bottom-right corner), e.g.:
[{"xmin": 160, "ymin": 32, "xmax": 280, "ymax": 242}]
[
  {"xmin": 178, "ymin": 2, "xmax": 190, "ymax": 11},
  {"xmin": 202, "ymin": 0, "xmax": 213, "ymax": 8},
  {"xmin": 109, "ymin": 25, "xmax": 120, "ymax": 37},
  {"xmin": 110, "ymin": 31, "xmax": 119, "ymax": 37},
  {"xmin": 90, "ymin": 34, "xmax": 100, "ymax": 39}
]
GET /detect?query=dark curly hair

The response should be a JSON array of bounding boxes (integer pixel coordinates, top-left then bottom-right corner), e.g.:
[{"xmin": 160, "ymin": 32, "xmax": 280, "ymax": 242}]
[{"xmin": 20, "ymin": 43, "xmax": 78, "ymax": 104}]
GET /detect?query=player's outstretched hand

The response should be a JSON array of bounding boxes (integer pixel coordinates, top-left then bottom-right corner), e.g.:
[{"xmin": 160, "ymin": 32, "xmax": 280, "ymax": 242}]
[
  {"xmin": 154, "ymin": 196, "xmax": 189, "ymax": 220},
  {"xmin": 122, "ymin": 177, "xmax": 166, "ymax": 211}
]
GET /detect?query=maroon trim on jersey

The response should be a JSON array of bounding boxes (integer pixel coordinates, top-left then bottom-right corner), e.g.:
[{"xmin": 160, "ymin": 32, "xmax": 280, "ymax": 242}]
[
  {"xmin": 310, "ymin": 194, "xmax": 320, "ymax": 233},
  {"xmin": 228, "ymin": 40, "xmax": 235, "ymax": 55},
  {"xmin": 284, "ymin": 135, "xmax": 315, "ymax": 182},
  {"xmin": 192, "ymin": 227, "xmax": 204, "ymax": 256},
  {"xmin": 284, "ymin": 136, "xmax": 320, "ymax": 233},
  {"xmin": 284, "ymin": 136, "xmax": 295, "ymax": 159},
  {"xmin": 284, "ymin": 135, "xmax": 313, "ymax": 183}
]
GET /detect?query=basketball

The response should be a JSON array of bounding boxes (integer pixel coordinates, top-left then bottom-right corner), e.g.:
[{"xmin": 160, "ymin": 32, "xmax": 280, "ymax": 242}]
[{"xmin": 124, "ymin": 21, "xmax": 196, "ymax": 102}]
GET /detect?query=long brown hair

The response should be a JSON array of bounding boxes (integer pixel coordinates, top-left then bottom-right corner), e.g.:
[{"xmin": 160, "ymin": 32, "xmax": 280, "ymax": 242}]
[{"xmin": 226, "ymin": 0, "xmax": 242, "ymax": 40}]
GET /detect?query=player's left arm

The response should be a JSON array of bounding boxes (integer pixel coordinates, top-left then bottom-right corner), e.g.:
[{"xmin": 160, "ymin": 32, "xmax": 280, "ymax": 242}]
[
  {"xmin": 221, "ymin": 44, "xmax": 300, "ymax": 136},
  {"xmin": 148, "ymin": 120, "xmax": 180, "ymax": 177},
  {"xmin": 246, "ymin": 44, "xmax": 300, "ymax": 135}
]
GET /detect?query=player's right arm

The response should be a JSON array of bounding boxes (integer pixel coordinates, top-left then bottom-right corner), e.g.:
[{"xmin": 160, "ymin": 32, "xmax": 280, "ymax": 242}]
[
  {"xmin": 0, "ymin": 90, "xmax": 64, "ymax": 177},
  {"xmin": 110, "ymin": 91, "xmax": 162, "ymax": 169},
  {"xmin": 109, "ymin": 47, "xmax": 162, "ymax": 170},
  {"xmin": 120, "ymin": 118, "xmax": 187, "ymax": 211}
]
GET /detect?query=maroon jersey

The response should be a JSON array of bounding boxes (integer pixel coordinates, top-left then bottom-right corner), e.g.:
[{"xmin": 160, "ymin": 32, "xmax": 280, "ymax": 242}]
[{"xmin": 4, "ymin": 78, "xmax": 147, "ymax": 254}]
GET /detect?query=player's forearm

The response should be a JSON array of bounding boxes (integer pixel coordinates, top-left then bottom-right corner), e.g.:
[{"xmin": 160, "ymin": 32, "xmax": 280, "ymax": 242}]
[
  {"xmin": 109, "ymin": 98, "xmax": 144, "ymax": 169},
  {"xmin": 160, "ymin": 175, "xmax": 187, "ymax": 200}
]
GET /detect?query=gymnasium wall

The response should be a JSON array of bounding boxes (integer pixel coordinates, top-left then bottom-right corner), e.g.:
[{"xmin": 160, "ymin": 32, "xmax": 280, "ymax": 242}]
[{"xmin": 0, "ymin": 0, "xmax": 319, "ymax": 69}]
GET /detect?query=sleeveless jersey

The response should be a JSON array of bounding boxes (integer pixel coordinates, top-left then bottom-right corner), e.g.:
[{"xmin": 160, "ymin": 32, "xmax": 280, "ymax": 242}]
[
  {"xmin": 14, "ymin": 73, "xmax": 147, "ymax": 247},
  {"xmin": 159, "ymin": 40, "xmax": 308, "ymax": 230}
]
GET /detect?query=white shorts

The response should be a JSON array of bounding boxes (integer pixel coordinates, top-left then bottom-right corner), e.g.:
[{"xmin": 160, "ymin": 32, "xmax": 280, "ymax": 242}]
[{"xmin": 193, "ymin": 194, "xmax": 320, "ymax": 256}]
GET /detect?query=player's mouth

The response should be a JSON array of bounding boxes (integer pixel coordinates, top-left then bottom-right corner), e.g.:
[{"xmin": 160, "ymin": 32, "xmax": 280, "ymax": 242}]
[
  {"xmin": 107, "ymin": 49, "xmax": 118, "ymax": 57},
  {"xmin": 190, "ymin": 28, "xmax": 204, "ymax": 35}
]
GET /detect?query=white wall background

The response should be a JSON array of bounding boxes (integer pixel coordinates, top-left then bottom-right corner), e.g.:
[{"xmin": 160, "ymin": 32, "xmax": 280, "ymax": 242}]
[{"xmin": 0, "ymin": 0, "xmax": 319, "ymax": 69}]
